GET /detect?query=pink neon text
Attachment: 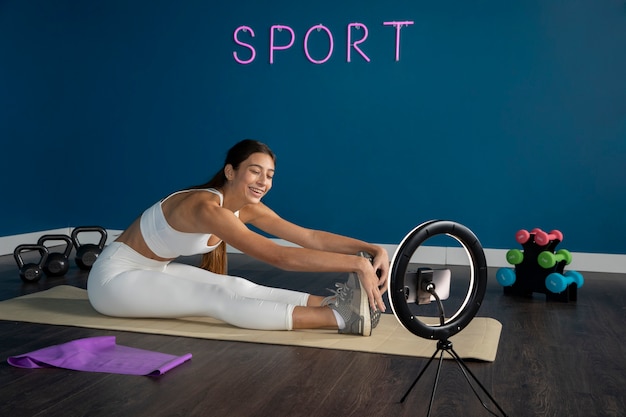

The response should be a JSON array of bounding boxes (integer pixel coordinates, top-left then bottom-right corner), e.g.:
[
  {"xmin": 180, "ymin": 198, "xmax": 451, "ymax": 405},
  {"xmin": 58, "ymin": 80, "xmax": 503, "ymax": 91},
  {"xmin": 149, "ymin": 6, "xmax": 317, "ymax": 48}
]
[{"xmin": 233, "ymin": 21, "xmax": 414, "ymax": 65}]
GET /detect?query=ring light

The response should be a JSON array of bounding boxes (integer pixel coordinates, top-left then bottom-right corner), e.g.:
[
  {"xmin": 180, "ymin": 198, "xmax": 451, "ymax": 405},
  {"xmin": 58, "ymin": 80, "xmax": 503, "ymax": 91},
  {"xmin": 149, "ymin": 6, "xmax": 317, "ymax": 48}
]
[{"xmin": 389, "ymin": 220, "xmax": 488, "ymax": 340}]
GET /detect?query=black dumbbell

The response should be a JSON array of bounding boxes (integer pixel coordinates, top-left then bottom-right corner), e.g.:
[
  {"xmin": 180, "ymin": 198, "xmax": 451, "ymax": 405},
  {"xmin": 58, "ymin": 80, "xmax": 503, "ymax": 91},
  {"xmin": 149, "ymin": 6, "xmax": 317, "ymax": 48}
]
[
  {"xmin": 14, "ymin": 244, "xmax": 49, "ymax": 282},
  {"xmin": 37, "ymin": 234, "xmax": 73, "ymax": 277},
  {"xmin": 71, "ymin": 226, "xmax": 107, "ymax": 270}
]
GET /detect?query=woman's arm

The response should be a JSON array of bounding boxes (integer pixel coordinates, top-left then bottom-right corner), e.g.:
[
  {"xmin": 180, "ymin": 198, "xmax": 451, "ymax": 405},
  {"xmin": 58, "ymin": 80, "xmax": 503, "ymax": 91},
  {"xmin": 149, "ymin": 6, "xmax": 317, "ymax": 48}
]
[
  {"xmin": 242, "ymin": 203, "xmax": 390, "ymax": 301},
  {"xmin": 200, "ymin": 201, "xmax": 387, "ymax": 311}
]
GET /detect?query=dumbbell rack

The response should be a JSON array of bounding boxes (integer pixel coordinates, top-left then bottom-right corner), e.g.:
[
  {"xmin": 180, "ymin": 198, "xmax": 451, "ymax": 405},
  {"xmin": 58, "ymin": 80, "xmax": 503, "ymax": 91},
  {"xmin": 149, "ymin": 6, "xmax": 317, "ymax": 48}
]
[{"xmin": 499, "ymin": 229, "xmax": 578, "ymax": 302}]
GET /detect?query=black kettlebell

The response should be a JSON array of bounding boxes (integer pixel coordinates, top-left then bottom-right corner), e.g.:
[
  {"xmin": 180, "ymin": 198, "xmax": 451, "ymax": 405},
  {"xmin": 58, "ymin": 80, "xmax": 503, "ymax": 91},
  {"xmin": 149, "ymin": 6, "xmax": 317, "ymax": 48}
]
[
  {"xmin": 14, "ymin": 244, "xmax": 49, "ymax": 282},
  {"xmin": 71, "ymin": 226, "xmax": 107, "ymax": 270},
  {"xmin": 37, "ymin": 234, "xmax": 73, "ymax": 277}
]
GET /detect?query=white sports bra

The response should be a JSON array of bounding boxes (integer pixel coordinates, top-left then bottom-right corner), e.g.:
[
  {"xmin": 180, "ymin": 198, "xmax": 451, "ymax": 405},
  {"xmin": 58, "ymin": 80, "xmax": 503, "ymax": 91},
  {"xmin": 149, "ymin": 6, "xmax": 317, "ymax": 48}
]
[{"xmin": 139, "ymin": 188, "xmax": 238, "ymax": 259}]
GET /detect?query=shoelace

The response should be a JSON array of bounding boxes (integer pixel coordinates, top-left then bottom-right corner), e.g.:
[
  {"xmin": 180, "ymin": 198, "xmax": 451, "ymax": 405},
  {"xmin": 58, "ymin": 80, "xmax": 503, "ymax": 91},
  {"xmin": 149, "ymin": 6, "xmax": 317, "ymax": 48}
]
[{"xmin": 323, "ymin": 282, "xmax": 351, "ymax": 306}]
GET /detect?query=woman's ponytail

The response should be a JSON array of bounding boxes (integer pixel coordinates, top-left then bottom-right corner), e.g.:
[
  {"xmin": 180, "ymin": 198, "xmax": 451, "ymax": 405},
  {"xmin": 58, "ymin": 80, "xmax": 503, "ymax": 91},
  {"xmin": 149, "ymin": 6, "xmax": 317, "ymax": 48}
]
[{"xmin": 199, "ymin": 241, "xmax": 227, "ymax": 274}]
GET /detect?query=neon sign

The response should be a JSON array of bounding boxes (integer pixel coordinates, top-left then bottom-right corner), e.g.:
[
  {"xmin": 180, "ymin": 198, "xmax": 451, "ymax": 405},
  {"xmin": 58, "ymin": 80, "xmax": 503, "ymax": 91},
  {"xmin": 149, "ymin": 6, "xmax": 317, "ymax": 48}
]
[{"xmin": 233, "ymin": 21, "xmax": 414, "ymax": 65}]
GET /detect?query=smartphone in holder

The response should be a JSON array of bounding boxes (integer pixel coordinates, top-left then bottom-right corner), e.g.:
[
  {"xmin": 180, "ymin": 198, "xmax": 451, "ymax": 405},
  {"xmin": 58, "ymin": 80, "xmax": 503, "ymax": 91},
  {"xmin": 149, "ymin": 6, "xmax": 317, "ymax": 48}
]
[{"xmin": 403, "ymin": 267, "xmax": 451, "ymax": 305}]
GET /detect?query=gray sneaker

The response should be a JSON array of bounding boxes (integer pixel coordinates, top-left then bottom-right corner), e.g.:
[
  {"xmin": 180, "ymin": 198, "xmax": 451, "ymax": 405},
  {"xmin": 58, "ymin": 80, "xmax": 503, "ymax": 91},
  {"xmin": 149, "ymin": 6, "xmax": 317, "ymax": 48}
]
[
  {"xmin": 344, "ymin": 272, "xmax": 382, "ymax": 331},
  {"xmin": 327, "ymin": 278, "xmax": 371, "ymax": 336}
]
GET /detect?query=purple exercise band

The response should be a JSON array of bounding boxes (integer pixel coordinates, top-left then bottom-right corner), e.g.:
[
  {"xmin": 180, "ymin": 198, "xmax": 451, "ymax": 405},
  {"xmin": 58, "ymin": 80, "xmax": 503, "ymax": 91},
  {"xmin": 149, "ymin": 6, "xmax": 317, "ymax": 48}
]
[{"xmin": 7, "ymin": 336, "xmax": 192, "ymax": 376}]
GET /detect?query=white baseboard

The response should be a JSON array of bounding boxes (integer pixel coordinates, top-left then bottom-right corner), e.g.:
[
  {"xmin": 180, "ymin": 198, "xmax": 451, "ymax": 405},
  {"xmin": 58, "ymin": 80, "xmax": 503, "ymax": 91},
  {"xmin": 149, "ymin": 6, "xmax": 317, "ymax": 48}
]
[{"xmin": 2, "ymin": 230, "xmax": 623, "ymax": 274}]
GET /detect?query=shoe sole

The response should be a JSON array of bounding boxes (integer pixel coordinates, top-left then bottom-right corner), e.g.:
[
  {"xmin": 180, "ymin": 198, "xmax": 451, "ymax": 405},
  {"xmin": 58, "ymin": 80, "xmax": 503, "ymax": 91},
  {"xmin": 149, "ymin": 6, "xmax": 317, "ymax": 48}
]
[
  {"xmin": 349, "ymin": 272, "xmax": 372, "ymax": 336},
  {"xmin": 371, "ymin": 308, "xmax": 381, "ymax": 329},
  {"xmin": 355, "ymin": 251, "xmax": 381, "ymax": 332}
]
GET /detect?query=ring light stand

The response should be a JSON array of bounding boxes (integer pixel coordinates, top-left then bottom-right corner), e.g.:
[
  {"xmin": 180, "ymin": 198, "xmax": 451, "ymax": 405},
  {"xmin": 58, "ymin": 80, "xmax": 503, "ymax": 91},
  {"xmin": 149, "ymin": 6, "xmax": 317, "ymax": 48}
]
[{"xmin": 389, "ymin": 220, "xmax": 507, "ymax": 417}]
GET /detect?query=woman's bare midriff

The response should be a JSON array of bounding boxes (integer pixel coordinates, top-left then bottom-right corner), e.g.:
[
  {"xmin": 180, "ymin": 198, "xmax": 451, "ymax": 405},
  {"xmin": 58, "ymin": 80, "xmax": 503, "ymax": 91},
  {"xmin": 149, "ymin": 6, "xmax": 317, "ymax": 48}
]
[{"xmin": 115, "ymin": 218, "xmax": 174, "ymax": 262}]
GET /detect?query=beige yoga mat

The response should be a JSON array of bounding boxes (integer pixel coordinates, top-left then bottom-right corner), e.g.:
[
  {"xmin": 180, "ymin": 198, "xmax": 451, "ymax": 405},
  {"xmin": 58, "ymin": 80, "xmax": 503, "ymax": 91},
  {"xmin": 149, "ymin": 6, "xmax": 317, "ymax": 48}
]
[{"xmin": 0, "ymin": 286, "xmax": 502, "ymax": 361}]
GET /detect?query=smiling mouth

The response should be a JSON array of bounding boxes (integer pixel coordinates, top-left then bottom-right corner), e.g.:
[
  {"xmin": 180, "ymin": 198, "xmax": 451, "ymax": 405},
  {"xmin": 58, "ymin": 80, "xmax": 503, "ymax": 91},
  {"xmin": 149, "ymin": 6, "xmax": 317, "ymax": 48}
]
[{"xmin": 249, "ymin": 187, "xmax": 265, "ymax": 196}]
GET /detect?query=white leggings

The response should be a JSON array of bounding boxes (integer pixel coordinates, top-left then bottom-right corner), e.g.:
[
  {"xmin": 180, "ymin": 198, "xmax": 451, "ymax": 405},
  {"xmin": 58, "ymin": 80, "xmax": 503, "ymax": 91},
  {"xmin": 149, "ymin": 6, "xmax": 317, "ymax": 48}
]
[{"xmin": 87, "ymin": 242, "xmax": 310, "ymax": 330}]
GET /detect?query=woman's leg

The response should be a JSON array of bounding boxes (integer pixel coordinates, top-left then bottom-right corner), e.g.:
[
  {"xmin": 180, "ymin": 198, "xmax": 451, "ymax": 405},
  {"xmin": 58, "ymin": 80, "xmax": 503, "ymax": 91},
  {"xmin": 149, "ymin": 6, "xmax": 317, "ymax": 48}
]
[
  {"xmin": 87, "ymin": 244, "xmax": 336, "ymax": 330},
  {"xmin": 292, "ymin": 306, "xmax": 338, "ymax": 329},
  {"xmin": 161, "ymin": 263, "xmax": 338, "ymax": 329},
  {"xmin": 159, "ymin": 270, "xmax": 363, "ymax": 331},
  {"xmin": 90, "ymin": 267, "xmax": 296, "ymax": 330},
  {"xmin": 164, "ymin": 262, "xmax": 311, "ymax": 306}
]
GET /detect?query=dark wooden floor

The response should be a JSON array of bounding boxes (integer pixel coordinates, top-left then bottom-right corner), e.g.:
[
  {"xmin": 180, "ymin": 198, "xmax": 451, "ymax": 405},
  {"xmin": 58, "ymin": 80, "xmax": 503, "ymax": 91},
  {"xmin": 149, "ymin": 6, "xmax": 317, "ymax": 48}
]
[{"xmin": 0, "ymin": 250, "xmax": 624, "ymax": 417}]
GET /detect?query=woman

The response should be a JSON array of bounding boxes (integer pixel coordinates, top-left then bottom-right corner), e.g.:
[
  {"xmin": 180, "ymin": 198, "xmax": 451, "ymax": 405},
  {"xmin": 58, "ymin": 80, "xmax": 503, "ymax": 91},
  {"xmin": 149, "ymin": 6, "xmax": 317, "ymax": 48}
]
[{"xmin": 87, "ymin": 139, "xmax": 389, "ymax": 336}]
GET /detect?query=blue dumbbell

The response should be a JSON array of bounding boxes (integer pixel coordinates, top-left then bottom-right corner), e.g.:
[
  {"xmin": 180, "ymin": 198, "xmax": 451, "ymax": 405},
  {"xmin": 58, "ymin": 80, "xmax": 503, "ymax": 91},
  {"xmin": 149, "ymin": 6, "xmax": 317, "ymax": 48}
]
[
  {"xmin": 545, "ymin": 270, "xmax": 584, "ymax": 293},
  {"xmin": 496, "ymin": 267, "xmax": 516, "ymax": 287}
]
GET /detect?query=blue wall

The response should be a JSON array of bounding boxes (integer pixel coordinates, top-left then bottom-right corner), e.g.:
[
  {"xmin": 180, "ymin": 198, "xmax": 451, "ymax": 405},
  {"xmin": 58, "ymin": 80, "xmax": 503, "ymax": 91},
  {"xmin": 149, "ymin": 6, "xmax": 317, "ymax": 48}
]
[{"xmin": 1, "ymin": 0, "xmax": 625, "ymax": 254}]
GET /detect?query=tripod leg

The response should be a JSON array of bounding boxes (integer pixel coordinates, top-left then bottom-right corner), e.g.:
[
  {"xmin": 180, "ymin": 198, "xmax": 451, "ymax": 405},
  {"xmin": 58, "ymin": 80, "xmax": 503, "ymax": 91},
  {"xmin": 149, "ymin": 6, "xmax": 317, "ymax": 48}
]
[
  {"xmin": 448, "ymin": 348, "xmax": 509, "ymax": 417},
  {"xmin": 400, "ymin": 348, "xmax": 441, "ymax": 403},
  {"xmin": 426, "ymin": 349, "xmax": 446, "ymax": 417}
]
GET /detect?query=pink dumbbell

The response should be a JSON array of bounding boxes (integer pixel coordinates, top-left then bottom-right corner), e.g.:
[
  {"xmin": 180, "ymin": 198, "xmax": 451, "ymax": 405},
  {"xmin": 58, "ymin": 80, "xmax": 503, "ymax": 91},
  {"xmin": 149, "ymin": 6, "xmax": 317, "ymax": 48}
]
[
  {"xmin": 534, "ymin": 229, "xmax": 563, "ymax": 246},
  {"xmin": 515, "ymin": 229, "xmax": 531, "ymax": 244}
]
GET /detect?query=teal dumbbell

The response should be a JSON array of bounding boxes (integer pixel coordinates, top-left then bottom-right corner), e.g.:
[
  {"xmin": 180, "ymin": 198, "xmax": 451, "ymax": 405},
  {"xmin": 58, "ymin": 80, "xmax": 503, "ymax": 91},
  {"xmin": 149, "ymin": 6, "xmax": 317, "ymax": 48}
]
[
  {"xmin": 537, "ymin": 249, "xmax": 572, "ymax": 269},
  {"xmin": 545, "ymin": 270, "xmax": 584, "ymax": 293},
  {"xmin": 496, "ymin": 267, "xmax": 516, "ymax": 287},
  {"xmin": 506, "ymin": 249, "xmax": 524, "ymax": 265}
]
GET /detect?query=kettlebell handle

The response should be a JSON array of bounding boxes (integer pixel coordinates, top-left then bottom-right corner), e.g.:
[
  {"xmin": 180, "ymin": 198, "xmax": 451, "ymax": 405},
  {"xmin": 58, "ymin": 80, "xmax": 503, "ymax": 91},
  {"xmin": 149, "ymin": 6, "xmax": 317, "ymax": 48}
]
[
  {"xmin": 71, "ymin": 226, "xmax": 108, "ymax": 249},
  {"xmin": 13, "ymin": 244, "xmax": 49, "ymax": 269},
  {"xmin": 37, "ymin": 234, "xmax": 74, "ymax": 258}
]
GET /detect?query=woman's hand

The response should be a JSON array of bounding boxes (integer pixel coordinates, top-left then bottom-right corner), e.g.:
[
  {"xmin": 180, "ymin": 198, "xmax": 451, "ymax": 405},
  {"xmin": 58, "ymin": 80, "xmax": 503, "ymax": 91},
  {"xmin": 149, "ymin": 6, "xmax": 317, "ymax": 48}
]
[
  {"xmin": 357, "ymin": 249, "xmax": 388, "ymax": 313},
  {"xmin": 371, "ymin": 246, "xmax": 390, "ymax": 293}
]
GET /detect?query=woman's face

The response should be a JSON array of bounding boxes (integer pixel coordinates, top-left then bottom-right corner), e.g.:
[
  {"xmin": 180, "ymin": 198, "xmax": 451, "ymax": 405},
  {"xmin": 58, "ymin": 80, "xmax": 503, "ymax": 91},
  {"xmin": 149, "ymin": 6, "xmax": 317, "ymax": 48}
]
[{"xmin": 228, "ymin": 152, "xmax": 275, "ymax": 203}]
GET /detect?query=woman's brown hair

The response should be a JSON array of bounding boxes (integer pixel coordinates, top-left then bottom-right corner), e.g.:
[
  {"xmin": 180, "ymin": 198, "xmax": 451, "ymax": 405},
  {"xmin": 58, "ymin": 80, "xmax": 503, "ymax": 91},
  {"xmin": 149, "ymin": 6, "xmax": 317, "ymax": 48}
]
[{"xmin": 191, "ymin": 139, "xmax": 276, "ymax": 274}]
